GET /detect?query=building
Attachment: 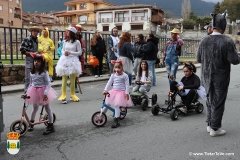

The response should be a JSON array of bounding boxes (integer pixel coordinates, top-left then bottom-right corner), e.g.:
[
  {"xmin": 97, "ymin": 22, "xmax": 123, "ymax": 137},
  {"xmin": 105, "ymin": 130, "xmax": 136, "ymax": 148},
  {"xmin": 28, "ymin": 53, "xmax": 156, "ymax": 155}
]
[
  {"xmin": 95, "ymin": 4, "xmax": 164, "ymax": 35},
  {"xmin": 22, "ymin": 13, "xmax": 60, "ymax": 25},
  {"xmin": 0, "ymin": 0, "xmax": 22, "ymax": 27},
  {"xmin": 54, "ymin": 0, "xmax": 115, "ymax": 31}
]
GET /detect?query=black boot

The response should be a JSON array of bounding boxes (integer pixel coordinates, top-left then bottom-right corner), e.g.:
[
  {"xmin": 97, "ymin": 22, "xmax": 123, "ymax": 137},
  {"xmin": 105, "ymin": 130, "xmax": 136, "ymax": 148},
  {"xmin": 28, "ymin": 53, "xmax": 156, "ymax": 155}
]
[
  {"xmin": 28, "ymin": 120, "xmax": 34, "ymax": 132},
  {"xmin": 43, "ymin": 123, "xmax": 55, "ymax": 135},
  {"xmin": 111, "ymin": 118, "xmax": 120, "ymax": 128}
]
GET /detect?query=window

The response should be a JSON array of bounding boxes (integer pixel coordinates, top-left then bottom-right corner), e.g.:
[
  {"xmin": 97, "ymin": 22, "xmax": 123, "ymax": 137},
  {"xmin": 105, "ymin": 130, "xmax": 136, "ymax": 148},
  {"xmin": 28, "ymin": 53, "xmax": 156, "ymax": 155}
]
[
  {"xmin": 10, "ymin": 21, "xmax": 13, "ymax": 26},
  {"xmin": 9, "ymin": 8, "xmax": 13, "ymax": 13},
  {"xmin": 79, "ymin": 15, "xmax": 87, "ymax": 24},
  {"xmin": 116, "ymin": 25, "xmax": 122, "ymax": 31},
  {"xmin": 16, "ymin": 0, "xmax": 19, "ymax": 3},
  {"xmin": 103, "ymin": 26, "xmax": 109, "ymax": 31},
  {"xmin": 0, "ymin": 5, "xmax": 3, "ymax": 10},
  {"xmin": 131, "ymin": 25, "xmax": 143, "ymax": 30},
  {"xmin": 79, "ymin": 3, "xmax": 86, "ymax": 9},
  {"xmin": 0, "ymin": 18, "xmax": 3, "ymax": 24}
]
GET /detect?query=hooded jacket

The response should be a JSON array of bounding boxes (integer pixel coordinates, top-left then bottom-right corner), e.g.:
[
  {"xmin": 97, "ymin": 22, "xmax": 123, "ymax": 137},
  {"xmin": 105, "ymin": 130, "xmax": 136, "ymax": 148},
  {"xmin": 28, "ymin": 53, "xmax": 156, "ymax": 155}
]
[
  {"xmin": 107, "ymin": 29, "xmax": 119, "ymax": 61},
  {"xmin": 38, "ymin": 28, "xmax": 55, "ymax": 55},
  {"xmin": 133, "ymin": 41, "xmax": 146, "ymax": 58},
  {"xmin": 142, "ymin": 38, "xmax": 158, "ymax": 60}
]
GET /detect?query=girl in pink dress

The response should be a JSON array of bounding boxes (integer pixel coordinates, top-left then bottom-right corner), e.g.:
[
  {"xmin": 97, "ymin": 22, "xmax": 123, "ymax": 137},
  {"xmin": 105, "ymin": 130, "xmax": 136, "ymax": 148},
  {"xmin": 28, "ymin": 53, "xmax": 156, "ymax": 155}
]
[
  {"xmin": 102, "ymin": 60, "xmax": 133, "ymax": 128},
  {"xmin": 25, "ymin": 53, "xmax": 57, "ymax": 135}
]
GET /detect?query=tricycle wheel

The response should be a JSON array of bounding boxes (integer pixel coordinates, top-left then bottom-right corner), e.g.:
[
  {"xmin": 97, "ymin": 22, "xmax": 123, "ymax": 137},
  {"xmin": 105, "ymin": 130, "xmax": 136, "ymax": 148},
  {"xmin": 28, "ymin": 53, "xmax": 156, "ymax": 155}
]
[
  {"xmin": 152, "ymin": 94, "xmax": 158, "ymax": 105},
  {"xmin": 151, "ymin": 105, "xmax": 159, "ymax": 115},
  {"xmin": 169, "ymin": 109, "xmax": 178, "ymax": 120},
  {"xmin": 91, "ymin": 111, "xmax": 107, "ymax": 127},
  {"xmin": 119, "ymin": 106, "xmax": 127, "ymax": 120},
  {"xmin": 44, "ymin": 113, "xmax": 57, "ymax": 126},
  {"xmin": 195, "ymin": 103, "xmax": 204, "ymax": 113},
  {"xmin": 141, "ymin": 99, "xmax": 148, "ymax": 111},
  {"xmin": 10, "ymin": 120, "xmax": 28, "ymax": 137}
]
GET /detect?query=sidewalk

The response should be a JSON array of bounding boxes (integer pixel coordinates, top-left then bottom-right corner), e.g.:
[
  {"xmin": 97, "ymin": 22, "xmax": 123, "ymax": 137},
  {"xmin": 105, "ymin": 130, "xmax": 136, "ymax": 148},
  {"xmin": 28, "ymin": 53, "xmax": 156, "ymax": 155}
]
[{"xmin": 1, "ymin": 64, "xmax": 201, "ymax": 94}]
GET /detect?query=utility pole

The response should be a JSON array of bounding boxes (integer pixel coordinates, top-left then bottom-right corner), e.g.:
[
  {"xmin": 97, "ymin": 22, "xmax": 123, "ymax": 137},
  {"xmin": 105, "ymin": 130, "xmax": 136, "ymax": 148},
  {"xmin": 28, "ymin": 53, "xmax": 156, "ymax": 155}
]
[{"xmin": 0, "ymin": 62, "xmax": 4, "ymax": 142}]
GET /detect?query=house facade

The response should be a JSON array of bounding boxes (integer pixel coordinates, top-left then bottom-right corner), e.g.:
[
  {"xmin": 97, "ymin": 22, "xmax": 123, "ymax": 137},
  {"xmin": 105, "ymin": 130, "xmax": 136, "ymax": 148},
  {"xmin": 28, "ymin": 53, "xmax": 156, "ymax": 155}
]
[
  {"xmin": 54, "ymin": 0, "xmax": 115, "ymax": 31},
  {"xmin": 95, "ymin": 4, "xmax": 164, "ymax": 35},
  {"xmin": 0, "ymin": 0, "xmax": 22, "ymax": 27}
]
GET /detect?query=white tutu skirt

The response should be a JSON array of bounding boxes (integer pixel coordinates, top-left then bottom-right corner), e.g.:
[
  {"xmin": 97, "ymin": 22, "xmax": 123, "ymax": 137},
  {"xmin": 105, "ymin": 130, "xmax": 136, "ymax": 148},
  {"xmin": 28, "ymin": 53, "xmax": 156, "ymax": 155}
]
[{"xmin": 55, "ymin": 55, "xmax": 82, "ymax": 76}]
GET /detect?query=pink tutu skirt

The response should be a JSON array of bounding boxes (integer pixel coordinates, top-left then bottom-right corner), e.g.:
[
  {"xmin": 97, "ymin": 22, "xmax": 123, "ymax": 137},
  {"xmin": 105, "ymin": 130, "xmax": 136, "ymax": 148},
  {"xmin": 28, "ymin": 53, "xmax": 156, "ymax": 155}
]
[
  {"xmin": 26, "ymin": 86, "xmax": 58, "ymax": 106},
  {"xmin": 105, "ymin": 89, "xmax": 133, "ymax": 107}
]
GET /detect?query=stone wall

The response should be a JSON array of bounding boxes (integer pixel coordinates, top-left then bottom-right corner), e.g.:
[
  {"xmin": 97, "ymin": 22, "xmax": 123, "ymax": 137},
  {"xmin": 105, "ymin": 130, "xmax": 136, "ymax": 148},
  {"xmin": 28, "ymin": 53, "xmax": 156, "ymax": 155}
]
[{"xmin": 1, "ymin": 63, "xmax": 109, "ymax": 86}]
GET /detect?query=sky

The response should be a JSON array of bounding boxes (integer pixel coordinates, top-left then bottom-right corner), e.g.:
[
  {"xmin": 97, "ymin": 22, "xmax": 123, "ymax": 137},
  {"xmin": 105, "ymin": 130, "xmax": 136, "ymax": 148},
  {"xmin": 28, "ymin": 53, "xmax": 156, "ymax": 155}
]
[{"xmin": 202, "ymin": 0, "xmax": 223, "ymax": 3}]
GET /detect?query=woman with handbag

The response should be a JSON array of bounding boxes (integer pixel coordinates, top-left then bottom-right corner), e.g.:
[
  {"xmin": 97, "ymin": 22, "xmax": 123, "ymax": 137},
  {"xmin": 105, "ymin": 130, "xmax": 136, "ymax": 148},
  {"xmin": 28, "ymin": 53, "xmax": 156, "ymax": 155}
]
[{"xmin": 90, "ymin": 30, "xmax": 107, "ymax": 78}]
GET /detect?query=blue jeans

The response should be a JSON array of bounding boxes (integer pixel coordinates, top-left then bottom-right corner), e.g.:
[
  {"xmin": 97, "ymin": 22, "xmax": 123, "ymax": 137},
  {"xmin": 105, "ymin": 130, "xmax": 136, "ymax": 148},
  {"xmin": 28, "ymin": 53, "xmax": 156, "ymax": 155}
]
[
  {"xmin": 165, "ymin": 57, "xmax": 179, "ymax": 84},
  {"xmin": 146, "ymin": 60, "xmax": 156, "ymax": 86},
  {"xmin": 128, "ymin": 74, "xmax": 132, "ymax": 86}
]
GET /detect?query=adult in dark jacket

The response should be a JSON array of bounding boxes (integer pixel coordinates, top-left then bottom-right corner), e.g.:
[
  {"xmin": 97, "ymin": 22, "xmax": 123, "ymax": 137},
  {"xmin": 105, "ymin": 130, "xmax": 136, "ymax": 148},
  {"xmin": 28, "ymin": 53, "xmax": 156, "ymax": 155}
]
[
  {"xmin": 197, "ymin": 11, "xmax": 240, "ymax": 137},
  {"xmin": 142, "ymin": 34, "xmax": 158, "ymax": 86},
  {"xmin": 118, "ymin": 32, "xmax": 134, "ymax": 86},
  {"xmin": 133, "ymin": 34, "xmax": 146, "ymax": 78},
  {"xmin": 107, "ymin": 27, "xmax": 119, "ymax": 75},
  {"xmin": 90, "ymin": 30, "xmax": 107, "ymax": 77}
]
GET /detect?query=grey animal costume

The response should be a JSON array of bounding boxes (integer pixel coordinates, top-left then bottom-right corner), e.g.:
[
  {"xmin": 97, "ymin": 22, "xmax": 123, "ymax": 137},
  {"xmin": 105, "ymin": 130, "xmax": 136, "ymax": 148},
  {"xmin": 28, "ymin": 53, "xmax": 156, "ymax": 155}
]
[
  {"xmin": 196, "ymin": 11, "xmax": 240, "ymax": 130},
  {"xmin": 20, "ymin": 35, "xmax": 38, "ymax": 93}
]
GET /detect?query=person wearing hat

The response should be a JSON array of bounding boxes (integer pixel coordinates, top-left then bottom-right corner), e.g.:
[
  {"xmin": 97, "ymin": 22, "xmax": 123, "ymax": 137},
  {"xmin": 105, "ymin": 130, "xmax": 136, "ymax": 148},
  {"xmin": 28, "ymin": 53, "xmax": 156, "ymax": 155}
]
[
  {"xmin": 162, "ymin": 28, "xmax": 184, "ymax": 85},
  {"xmin": 55, "ymin": 27, "xmax": 82, "ymax": 104},
  {"xmin": 197, "ymin": 11, "xmax": 240, "ymax": 137},
  {"xmin": 20, "ymin": 26, "xmax": 42, "ymax": 93},
  {"xmin": 38, "ymin": 27, "xmax": 55, "ymax": 82},
  {"xmin": 204, "ymin": 22, "xmax": 213, "ymax": 35}
]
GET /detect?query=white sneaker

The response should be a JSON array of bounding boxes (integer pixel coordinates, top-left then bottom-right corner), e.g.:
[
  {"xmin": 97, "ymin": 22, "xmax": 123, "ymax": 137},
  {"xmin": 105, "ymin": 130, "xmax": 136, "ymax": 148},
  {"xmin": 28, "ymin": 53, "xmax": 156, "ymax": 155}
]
[
  {"xmin": 148, "ymin": 99, "xmax": 152, "ymax": 108},
  {"xmin": 100, "ymin": 75, "xmax": 103, "ymax": 77},
  {"xmin": 62, "ymin": 99, "xmax": 67, "ymax": 104},
  {"xmin": 94, "ymin": 75, "xmax": 98, "ymax": 78},
  {"xmin": 179, "ymin": 107, "xmax": 187, "ymax": 114},
  {"xmin": 207, "ymin": 126, "xmax": 211, "ymax": 133},
  {"xmin": 129, "ymin": 85, "xmax": 133, "ymax": 89},
  {"xmin": 210, "ymin": 128, "xmax": 226, "ymax": 137}
]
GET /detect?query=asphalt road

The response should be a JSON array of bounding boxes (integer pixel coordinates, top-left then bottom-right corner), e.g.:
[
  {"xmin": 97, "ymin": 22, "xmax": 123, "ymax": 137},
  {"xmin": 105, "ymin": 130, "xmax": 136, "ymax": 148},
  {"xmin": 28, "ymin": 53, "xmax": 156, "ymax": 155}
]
[{"xmin": 0, "ymin": 65, "xmax": 240, "ymax": 160}]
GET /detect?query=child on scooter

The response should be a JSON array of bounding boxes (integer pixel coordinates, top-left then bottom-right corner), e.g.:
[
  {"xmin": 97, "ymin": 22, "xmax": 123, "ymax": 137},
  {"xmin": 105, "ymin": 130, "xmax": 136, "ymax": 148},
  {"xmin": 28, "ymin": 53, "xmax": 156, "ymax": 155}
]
[
  {"xmin": 24, "ymin": 53, "xmax": 57, "ymax": 135},
  {"xmin": 102, "ymin": 60, "xmax": 133, "ymax": 128},
  {"xmin": 132, "ymin": 60, "xmax": 152, "ymax": 95}
]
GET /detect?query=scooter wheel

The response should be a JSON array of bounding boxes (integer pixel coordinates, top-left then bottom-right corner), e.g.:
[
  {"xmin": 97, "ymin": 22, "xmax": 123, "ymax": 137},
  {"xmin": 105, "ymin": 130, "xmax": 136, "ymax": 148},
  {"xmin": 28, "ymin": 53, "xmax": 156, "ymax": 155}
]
[
  {"xmin": 91, "ymin": 111, "xmax": 107, "ymax": 127},
  {"xmin": 151, "ymin": 105, "xmax": 159, "ymax": 115},
  {"xmin": 169, "ymin": 109, "xmax": 178, "ymax": 120},
  {"xmin": 119, "ymin": 107, "xmax": 127, "ymax": 120},
  {"xmin": 10, "ymin": 120, "xmax": 28, "ymax": 137},
  {"xmin": 195, "ymin": 103, "xmax": 204, "ymax": 113},
  {"xmin": 44, "ymin": 113, "xmax": 57, "ymax": 126},
  {"xmin": 141, "ymin": 99, "xmax": 148, "ymax": 111},
  {"xmin": 152, "ymin": 94, "xmax": 158, "ymax": 105}
]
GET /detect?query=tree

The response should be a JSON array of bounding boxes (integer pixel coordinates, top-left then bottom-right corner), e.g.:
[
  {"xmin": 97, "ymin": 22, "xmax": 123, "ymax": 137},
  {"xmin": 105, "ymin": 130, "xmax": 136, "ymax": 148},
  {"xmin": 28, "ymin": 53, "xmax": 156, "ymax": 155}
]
[
  {"xmin": 189, "ymin": 11, "xmax": 198, "ymax": 21},
  {"xmin": 181, "ymin": 0, "xmax": 191, "ymax": 19},
  {"xmin": 220, "ymin": 0, "xmax": 240, "ymax": 22},
  {"xmin": 213, "ymin": 2, "xmax": 221, "ymax": 14}
]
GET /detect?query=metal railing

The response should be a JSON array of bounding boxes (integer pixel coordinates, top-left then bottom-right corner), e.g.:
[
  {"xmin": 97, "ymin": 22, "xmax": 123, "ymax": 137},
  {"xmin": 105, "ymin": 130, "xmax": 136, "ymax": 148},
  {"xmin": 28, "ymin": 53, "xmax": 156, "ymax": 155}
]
[{"xmin": 0, "ymin": 26, "xmax": 201, "ymax": 64}]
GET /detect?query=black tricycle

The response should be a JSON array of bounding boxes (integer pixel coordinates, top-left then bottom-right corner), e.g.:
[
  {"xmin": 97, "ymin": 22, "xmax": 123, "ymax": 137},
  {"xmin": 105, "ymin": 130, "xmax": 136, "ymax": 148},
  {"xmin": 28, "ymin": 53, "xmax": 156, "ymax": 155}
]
[{"xmin": 151, "ymin": 90, "xmax": 204, "ymax": 120}]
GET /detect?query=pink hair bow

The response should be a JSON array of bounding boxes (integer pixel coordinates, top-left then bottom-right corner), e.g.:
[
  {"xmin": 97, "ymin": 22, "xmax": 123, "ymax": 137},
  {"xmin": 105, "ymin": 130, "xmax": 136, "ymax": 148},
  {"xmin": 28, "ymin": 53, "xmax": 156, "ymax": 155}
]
[
  {"xmin": 111, "ymin": 60, "xmax": 123, "ymax": 64},
  {"xmin": 30, "ymin": 53, "xmax": 45, "ymax": 60}
]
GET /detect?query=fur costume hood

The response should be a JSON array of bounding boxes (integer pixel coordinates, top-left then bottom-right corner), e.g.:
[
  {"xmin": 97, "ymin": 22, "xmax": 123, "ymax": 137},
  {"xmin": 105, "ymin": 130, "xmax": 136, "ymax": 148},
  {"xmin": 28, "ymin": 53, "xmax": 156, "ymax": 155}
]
[{"xmin": 211, "ymin": 10, "xmax": 227, "ymax": 33}]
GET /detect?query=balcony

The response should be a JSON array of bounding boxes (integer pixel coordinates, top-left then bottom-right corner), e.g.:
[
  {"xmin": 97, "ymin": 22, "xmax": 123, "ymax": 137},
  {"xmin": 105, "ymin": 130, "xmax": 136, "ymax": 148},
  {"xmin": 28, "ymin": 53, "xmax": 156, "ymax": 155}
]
[
  {"xmin": 14, "ymin": 13, "xmax": 21, "ymax": 20},
  {"xmin": 151, "ymin": 15, "xmax": 163, "ymax": 23},
  {"xmin": 98, "ymin": 18, "xmax": 113, "ymax": 23},
  {"xmin": 114, "ymin": 17, "xmax": 129, "ymax": 22},
  {"xmin": 131, "ymin": 16, "xmax": 147, "ymax": 22},
  {"xmin": 78, "ymin": 20, "xmax": 96, "ymax": 25}
]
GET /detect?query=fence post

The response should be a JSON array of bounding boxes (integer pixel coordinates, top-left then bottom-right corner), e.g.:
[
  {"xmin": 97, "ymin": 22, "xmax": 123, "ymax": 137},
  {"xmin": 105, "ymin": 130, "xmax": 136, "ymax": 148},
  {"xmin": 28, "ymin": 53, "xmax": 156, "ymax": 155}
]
[
  {"xmin": 9, "ymin": 28, "xmax": 13, "ymax": 64},
  {"xmin": 0, "ymin": 62, "xmax": 4, "ymax": 142}
]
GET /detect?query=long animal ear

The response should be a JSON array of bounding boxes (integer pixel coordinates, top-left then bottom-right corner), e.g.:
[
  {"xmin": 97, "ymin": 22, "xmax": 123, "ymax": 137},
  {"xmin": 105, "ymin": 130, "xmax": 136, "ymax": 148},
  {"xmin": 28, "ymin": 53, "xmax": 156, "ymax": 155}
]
[
  {"xmin": 222, "ymin": 9, "xmax": 228, "ymax": 17},
  {"xmin": 211, "ymin": 13, "xmax": 217, "ymax": 29}
]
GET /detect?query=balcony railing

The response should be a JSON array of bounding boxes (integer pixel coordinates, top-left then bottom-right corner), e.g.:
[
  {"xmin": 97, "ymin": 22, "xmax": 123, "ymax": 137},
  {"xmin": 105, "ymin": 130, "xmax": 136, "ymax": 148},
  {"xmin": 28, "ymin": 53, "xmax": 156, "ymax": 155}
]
[
  {"xmin": 14, "ymin": 13, "xmax": 21, "ymax": 20},
  {"xmin": 131, "ymin": 16, "xmax": 147, "ymax": 22},
  {"xmin": 114, "ymin": 17, "xmax": 129, "ymax": 22},
  {"xmin": 79, "ymin": 20, "xmax": 96, "ymax": 25},
  {"xmin": 98, "ymin": 18, "xmax": 113, "ymax": 23}
]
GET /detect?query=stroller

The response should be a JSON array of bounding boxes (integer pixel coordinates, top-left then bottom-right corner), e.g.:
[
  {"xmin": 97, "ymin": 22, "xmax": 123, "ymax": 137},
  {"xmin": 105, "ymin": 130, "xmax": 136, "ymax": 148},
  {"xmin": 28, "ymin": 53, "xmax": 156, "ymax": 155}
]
[{"xmin": 151, "ymin": 89, "xmax": 204, "ymax": 120}]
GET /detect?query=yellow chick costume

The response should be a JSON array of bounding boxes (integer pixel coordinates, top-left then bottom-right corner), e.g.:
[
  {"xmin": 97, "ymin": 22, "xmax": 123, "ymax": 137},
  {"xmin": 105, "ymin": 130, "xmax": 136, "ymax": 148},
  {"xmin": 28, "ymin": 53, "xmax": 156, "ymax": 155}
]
[{"xmin": 38, "ymin": 28, "xmax": 55, "ymax": 77}]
